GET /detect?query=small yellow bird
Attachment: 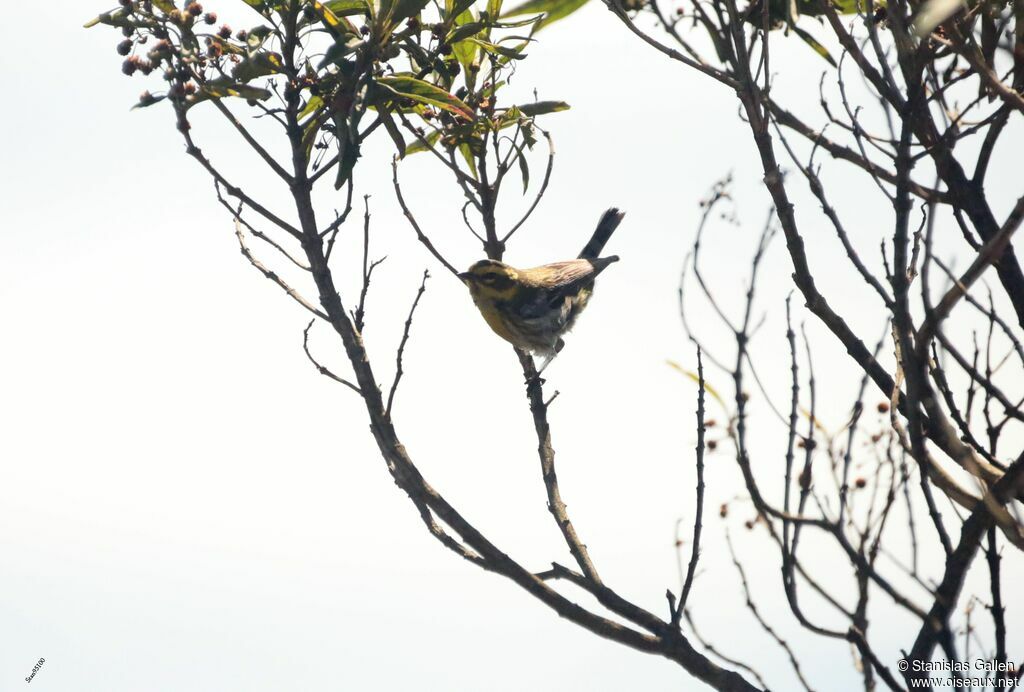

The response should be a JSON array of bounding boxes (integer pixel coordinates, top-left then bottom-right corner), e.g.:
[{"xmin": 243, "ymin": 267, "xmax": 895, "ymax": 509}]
[{"xmin": 459, "ymin": 208, "xmax": 625, "ymax": 360}]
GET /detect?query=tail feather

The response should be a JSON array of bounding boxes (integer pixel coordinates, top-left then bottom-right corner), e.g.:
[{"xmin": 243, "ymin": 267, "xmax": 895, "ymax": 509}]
[{"xmin": 578, "ymin": 208, "xmax": 625, "ymax": 260}]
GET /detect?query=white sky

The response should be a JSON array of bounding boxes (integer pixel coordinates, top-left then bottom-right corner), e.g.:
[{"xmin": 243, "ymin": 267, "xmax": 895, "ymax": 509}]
[{"xmin": 2, "ymin": 2, "xmax": 1022, "ymax": 690}]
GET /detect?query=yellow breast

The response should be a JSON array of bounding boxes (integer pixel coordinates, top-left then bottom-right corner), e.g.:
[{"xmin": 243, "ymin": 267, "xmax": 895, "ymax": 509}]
[{"xmin": 472, "ymin": 295, "xmax": 527, "ymax": 349}]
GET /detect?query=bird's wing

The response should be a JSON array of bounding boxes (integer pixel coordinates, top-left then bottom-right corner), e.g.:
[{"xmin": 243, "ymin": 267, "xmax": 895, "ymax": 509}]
[
  {"xmin": 524, "ymin": 260, "xmax": 600, "ymax": 289},
  {"xmin": 514, "ymin": 260, "xmax": 601, "ymax": 320}
]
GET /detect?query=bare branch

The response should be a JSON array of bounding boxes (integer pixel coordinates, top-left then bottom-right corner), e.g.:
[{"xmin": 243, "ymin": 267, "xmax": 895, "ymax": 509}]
[
  {"xmin": 386, "ymin": 270, "xmax": 430, "ymax": 419},
  {"xmin": 233, "ymin": 218, "xmax": 326, "ymax": 320},
  {"xmin": 392, "ymin": 159, "xmax": 461, "ymax": 277},
  {"xmin": 302, "ymin": 320, "xmax": 361, "ymax": 394}
]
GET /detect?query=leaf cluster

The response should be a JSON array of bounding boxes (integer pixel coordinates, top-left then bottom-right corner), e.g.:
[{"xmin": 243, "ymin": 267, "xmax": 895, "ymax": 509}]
[{"xmin": 87, "ymin": 0, "xmax": 569, "ymax": 189}]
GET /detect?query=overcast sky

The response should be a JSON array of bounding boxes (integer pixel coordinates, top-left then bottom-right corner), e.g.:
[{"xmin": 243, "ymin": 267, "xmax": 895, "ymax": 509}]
[{"xmin": 2, "ymin": 2, "xmax": 1022, "ymax": 690}]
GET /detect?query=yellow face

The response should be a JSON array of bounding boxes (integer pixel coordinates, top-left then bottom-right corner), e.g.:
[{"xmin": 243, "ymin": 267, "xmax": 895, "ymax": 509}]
[{"xmin": 459, "ymin": 260, "xmax": 519, "ymax": 301}]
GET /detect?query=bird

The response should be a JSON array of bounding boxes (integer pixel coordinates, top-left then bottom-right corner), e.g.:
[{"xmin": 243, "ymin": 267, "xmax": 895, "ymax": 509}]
[{"xmin": 458, "ymin": 208, "xmax": 625, "ymax": 364}]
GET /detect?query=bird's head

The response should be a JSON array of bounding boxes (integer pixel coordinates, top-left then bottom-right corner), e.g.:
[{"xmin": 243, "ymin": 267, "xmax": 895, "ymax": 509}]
[{"xmin": 459, "ymin": 259, "xmax": 519, "ymax": 300}]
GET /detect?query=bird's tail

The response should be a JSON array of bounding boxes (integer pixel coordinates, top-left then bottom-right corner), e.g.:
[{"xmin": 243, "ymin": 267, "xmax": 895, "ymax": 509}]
[{"xmin": 578, "ymin": 208, "xmax": 625, "ymax": 260}]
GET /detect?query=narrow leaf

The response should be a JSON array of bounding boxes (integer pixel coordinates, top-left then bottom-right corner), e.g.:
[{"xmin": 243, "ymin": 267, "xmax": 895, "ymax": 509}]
[
  {"xmin": 325, "ymin": 0, "xmax": 371, "ymax": 15},
  {"xmin": 376, "ymin": 76, "xmax": 475, "ymax": 120},
  {"xmin": 517, "ymin": 100, "xmax": 569, "ymax": 116},
  {"xmin": 84, "ymin": 8, "xmax": 130, "ymax": 28},
  {"xmin": 381, "ymin": 110, "xmax": 408, "ymax": 157},
  {"xmin": 446, "ymin": 0, "xmax": 477, "ymax": 19},
  {"xmin": 791, "ymin": 26, "xmax": 836, "ymax": 67},
  {"xmin": 318, "ymin": 35, "xmax": 363, "ymax": 68},
  {"xmin": 667, "ymin": 360, "xmax": 727, "ymax": 408},
  {"xmin": 299, "ymin": 95, "xmax": 325, "ymax": 121},
  {"xmin": 231, "ymin": 51, "xmax": 284, "ymax": 81},
  {"xmin": 405, "ymin": 129, "xmax": 441, "ymax": 155},
  {"xmin": 459, "ymin": 142, "xmax": 479, "ymax": 179},
  {"xmin": 501, "ymin": 0, "xmax": 588, "ymax": 29},
  {"xmin": 467, "ymin": 37, "xmax": 527, "ymax": 59},
  {"xmin": 517, "ymin": 146, "xmax": 529, "ymax": 192}
]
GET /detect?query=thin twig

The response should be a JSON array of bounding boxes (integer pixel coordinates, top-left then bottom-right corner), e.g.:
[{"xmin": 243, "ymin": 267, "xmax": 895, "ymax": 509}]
[
  {"xmin": 392, "ymin": 159, "xmax": 460, "ymax": 276},
  {"xmin": 386, "ymin": 270, "xmax": 430, "ymax": 418},
  {"xmin": 233, "ymin": 218, "xmax": 327, "ymax": 320},
  {"xmin": 676, "ymin": 347, "xmax": 707, "ymax": 622},
  {"xmin": 302, "ymin": 320, "xmax": 361, "ymax": 394}
]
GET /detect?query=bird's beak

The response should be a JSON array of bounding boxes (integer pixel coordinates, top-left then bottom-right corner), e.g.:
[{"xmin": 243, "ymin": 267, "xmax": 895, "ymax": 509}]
[{"xmin": 458, "ymin": 271, "xmax": 472, "ymax": 284}]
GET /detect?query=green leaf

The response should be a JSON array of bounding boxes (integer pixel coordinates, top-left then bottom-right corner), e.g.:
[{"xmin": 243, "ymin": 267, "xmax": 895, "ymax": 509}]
[
  {"xmin": 238, "ymin": 0, "xmax": 288, "ymax": 13},
  {"xmin": 325, "ymin": 0, "xmax": 372, "ymax": 15},
  {"xmin": 84, "ymin": 7, "xmax": 130, "ymax": 28},
  {"xmin": 318, "ymin": 35, "xmax": 363, "ymax": 68},
  {"xmin": 501, "ymin": 0, "xmax": 588, "ymax": 28},
  {"xmin": 495, "ymin": 104, "xmax": 522, "ymax": 130},
  {"xmin": 490, "ymin": 14, "xmax": 544, "ymax": 26},
  {"xmin": 376, "ymin": 76, "xmax": 475, "ymax": 120},
  {"xmin": 299, "ymin": 95, "xmax": 325, "ymax": 120},
  {"xmin": 791, "ymin": 25, "xmax": 836, "ymax": 66},
  {"xmin": 487, "ymin": 0, "xmax": 504, "ymax": 19},
  {"xmin": 450, "ymin": 11, "xmax": 480, "ymax": 83},
  {"xmin": 333, "ymin": 115, "xmax": 362, "ymax": 189},
  {"xmin": 445, "ymin": 0, "xmax": 478, "ymax": 20},
  {"xmin": 231, "ymin": 51, "xmax": 284, "ymax": 82},
  {"xmin": 405, "ymin": 129, "xmax": 441, "ymax": 155},
  {"xmin": 312, "ymin": 0, "xmax": 356, "ymax": 36},
  {"xmin": 391, "ymin": 0, "xmax": 432, "ymax": 22},
  {"xmin": 448, "ymin": 20, "xmax": 486, "ymax": 42},
  {"xmin": 459, "ymin": 142, "xmax": 479, "ymax": 179},
  {"xmin": 210, "ymin": 35, "xmax": 246, "ymax": 56},
  {"xmin": 244, "ymin": 26, "xmax": 274, "ymax": 52},
  {"xmin": 516, "ymin": 145, "xmax": 529, "ymax": 192},
  {"xmin": 517, "ymin": 100, "xmax": 569, "ymax": 116},
  {"xmin": 153, "ymin": 0, "xmax": 178, "ymax": 11},
  {"xmin": 380, "ymin": 110, "xmax": 407, "ymax": 157},
  {"xmin": 188, "ymin": 79, "xmax": 272, "ymax": 110},
  {"xmin": 467, "ymin": 37, "xmax": 527, "ymax": 59}
]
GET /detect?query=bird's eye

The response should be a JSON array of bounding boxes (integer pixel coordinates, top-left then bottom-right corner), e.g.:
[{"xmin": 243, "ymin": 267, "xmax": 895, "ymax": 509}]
[{"xmin": 480, "ymin": 274, "xmax": 498, "ymax": 284}]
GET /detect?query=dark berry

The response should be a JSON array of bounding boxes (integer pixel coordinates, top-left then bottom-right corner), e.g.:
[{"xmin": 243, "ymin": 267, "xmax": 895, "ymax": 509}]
[{"xmin": 117, "ymin": 39, "xmax": 133, "ymax": 55}]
